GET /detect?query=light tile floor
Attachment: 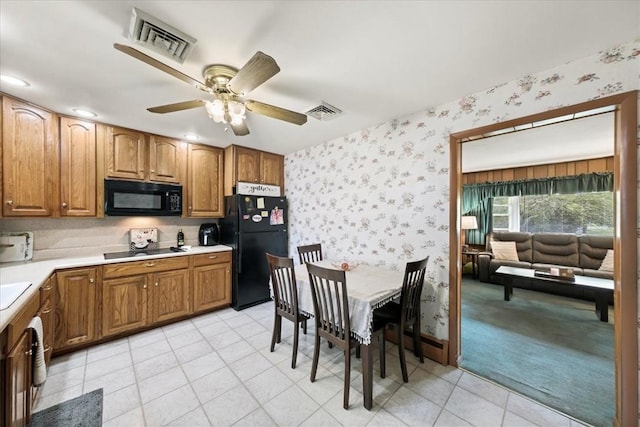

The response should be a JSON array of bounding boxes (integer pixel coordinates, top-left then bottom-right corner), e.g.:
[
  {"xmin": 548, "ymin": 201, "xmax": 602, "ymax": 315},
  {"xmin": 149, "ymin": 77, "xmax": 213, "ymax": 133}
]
[{"xmin": 34, "ymin": 302, "xmax": 589, "ymax": 426}]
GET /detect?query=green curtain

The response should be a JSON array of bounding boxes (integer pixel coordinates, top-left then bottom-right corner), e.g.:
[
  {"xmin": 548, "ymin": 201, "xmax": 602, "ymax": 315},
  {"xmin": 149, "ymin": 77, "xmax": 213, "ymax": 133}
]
[
  {"xmin": 552, "ymin": 172, "xmax": 613, "ymax": 194},
  {"xmin": 462, "ymin": 172, "xmax": 613, "ymax": 245}
]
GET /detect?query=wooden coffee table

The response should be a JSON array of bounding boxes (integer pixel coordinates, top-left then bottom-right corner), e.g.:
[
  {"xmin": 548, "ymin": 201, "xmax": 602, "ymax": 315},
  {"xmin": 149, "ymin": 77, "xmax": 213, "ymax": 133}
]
[{"xmin": 495, "ymin": 266, "xmax": 614, "ymax": 322}]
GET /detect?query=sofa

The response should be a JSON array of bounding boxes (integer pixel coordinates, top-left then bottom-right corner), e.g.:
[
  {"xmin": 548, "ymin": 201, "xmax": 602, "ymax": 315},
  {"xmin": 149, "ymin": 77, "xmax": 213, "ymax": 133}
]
[{"xmin": 478, "ymin": 231, "xmax": 613, "ymax": 302}]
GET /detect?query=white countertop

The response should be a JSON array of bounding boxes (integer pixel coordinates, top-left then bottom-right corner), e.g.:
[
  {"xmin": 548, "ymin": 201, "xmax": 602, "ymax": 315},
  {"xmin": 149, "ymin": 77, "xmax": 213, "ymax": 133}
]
[{"xmin": 0, "ymin": 245, "xmax": 232, "ymax": 331}]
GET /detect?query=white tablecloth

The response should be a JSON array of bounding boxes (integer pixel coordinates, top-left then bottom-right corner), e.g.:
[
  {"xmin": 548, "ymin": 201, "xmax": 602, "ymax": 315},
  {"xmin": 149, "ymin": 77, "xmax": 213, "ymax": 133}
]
[{"xmin": 293, "ymin": 260, "xmax": 403, "ymax": 344}]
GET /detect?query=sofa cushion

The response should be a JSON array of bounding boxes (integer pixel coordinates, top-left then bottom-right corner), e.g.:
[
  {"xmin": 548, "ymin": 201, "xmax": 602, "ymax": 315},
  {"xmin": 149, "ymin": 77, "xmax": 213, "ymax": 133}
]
[
  {"xmin": 486, "ymin": 231, "xmax": 532, "ymax": 263},
  {"xmin": 579, "ymin": 235, "xmax": 613, "ymax": 270},
  {"xmin": 490, "ymin": 241, "xmax": 519, "ymax": 261},
  {"xmin": 599, "ymin": 249, "xmax": 614, "ymax": 272},
  {"xmin": 532, "ymin": 233, "xmax": 579, "ymax": 267},
  {"xmin": 583, "ymin": 268, "xmax": 614, "ymax": 279}
]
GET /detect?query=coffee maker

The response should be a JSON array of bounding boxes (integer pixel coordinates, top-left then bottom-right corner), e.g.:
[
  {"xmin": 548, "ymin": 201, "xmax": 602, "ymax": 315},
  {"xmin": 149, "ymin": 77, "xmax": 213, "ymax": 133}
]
[{"xmin": 198, "ymin": 223, "xmax": 220, "ymax": 246}]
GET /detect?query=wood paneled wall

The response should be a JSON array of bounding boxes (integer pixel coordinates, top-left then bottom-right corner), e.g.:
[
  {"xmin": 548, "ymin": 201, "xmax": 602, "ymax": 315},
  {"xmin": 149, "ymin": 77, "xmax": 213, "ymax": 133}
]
[{"xmin": 462, "ymin": 156, "xmax": 614, "ymax": 185}]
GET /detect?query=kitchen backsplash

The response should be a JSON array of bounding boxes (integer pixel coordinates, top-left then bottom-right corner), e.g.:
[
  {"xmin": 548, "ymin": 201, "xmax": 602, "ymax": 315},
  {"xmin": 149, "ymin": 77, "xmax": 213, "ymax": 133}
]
[{"xmin": 0, "ymin": 217, "xmax": 218, "ymax": 260}]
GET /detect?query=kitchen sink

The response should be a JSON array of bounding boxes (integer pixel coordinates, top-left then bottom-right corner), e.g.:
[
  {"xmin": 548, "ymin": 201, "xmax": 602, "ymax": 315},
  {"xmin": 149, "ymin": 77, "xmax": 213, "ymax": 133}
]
[{"xmin": 0, "ymin": 281, "xmax": 32, "ymax": 310}]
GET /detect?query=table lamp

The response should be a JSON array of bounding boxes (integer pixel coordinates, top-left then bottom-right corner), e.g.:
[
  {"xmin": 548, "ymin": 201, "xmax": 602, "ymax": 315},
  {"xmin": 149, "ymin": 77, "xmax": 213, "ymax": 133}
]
[{"xmin": 461, "ymin": 216, "xmax": 478, "ymax": 250}]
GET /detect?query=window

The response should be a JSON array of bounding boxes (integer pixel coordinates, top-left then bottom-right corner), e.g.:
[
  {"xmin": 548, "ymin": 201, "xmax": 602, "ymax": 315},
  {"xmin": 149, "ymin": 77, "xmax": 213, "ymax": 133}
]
[{"xmin": 492, "ymin": 192, "xmax": 613, "ymax": 235}]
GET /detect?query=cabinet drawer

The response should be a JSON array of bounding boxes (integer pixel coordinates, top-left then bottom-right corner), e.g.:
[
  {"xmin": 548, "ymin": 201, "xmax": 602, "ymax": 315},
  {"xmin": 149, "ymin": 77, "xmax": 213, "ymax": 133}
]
[
  {"xmin": 103, "ymin": 256, "xmax": 189, "ymax": 279},
  {"xmin": 39, "ymin": 275, "xmax": 55, "ymax": 305},
  {"xmin": 192, "ymin": 251, "xmax": 232, "ymax": 267}
]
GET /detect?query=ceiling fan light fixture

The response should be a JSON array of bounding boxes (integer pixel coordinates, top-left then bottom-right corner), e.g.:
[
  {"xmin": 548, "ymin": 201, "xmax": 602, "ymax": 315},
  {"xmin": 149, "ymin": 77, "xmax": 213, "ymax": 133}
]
[
  {"xmin": 227, "ymin": 100, "xmax": 246, "ymax": 125},
  {"xmin": 205, "ymin": 99, "xmax": 225, "ymax": 123},
  {"xmin": 205, "ymin": 99, "xmax": 246, "ymax": 125}
]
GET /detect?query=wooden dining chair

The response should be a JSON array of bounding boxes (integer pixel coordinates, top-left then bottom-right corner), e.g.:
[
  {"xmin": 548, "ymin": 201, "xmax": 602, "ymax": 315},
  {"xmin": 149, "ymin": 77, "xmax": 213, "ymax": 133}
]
[
  {"xmin": 373, "ymin": 256, "xmax": 429, "ymax": 382},
  {"xmin": 297, "ymin": 243, "xmax": 323, "ymax": 264},
  {"xmin": 306, "ymin": 263, "xmax": 385, "ymax": 409},
  {"xmin": 266, "ymin": 253, "xmax": 310, "ymax": 369}
]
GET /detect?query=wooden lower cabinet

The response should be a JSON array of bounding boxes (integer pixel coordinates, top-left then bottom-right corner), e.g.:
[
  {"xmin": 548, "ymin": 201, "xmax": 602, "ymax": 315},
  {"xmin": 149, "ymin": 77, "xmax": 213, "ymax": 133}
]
[
  {"xmin": 54, "ymin": 253, "xmax": 230, "ymax": 344},
  {"xmin": 3, "ymin": 293, "xmax": 39, "ymax": 427},
  {"xmin": 102, "ymin": 274, "xmax": 149, "ymax": 337},
  {"xmin": 151, "ymin": 269, "xmax": 191, "ymax": 323},
  {"xmin": 6, "ymin": 331, "xmax": 31, "ymax": 427},
  {"xmin": 101, "ymin": 257, "xmax": 191, "ymax": 337},
  {"xmin": 55, "ymin": 268, "xmax": 98, "ymax": 350},
  {"xmin": 193, "ymin": 252, "xmax": 232, "ymax": 313}
]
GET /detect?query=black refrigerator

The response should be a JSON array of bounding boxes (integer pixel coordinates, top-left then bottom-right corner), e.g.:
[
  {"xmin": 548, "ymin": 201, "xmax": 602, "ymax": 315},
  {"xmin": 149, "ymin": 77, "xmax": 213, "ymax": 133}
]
[{"xmin": 219, "ymin": 195, "xmax": 288, "ymax": 310}]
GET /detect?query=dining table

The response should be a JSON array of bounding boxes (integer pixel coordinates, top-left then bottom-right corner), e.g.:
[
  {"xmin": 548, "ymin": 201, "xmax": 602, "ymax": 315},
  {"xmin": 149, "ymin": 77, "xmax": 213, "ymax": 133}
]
[{"xmin": 292, "ymin": 259, "xmax": 405, "ymax": 410}]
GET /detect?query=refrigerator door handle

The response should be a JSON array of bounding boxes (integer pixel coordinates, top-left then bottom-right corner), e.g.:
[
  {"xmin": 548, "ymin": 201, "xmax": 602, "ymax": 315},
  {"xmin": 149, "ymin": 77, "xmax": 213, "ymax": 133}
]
[{"xmin": 237, "ymin": 233, "xmax": 242, "ymax": 273}]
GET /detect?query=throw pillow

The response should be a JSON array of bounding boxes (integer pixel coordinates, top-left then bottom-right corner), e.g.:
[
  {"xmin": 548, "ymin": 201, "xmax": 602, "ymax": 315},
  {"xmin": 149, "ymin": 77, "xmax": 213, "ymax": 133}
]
[
  {"xmin": 490, "ymin": 241, "xmax": 519, "ymax": 261},
  {"xmin": 599, "ymin": 249, "xmax": 614, "ymax": 272}
]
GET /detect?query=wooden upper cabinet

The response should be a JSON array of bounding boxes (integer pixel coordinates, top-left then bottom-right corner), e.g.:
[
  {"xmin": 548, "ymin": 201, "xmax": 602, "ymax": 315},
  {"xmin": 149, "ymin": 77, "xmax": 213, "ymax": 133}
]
[
  {"xmin": 260, "ymin": 151, "xmax": 284, "ymax": 187},
  {"xmin": 148, "ymin": 135, "xmax": 186, "ymax": 184},
  {"xmin": 105, "ymin": 126, "xmax": 146, "ymax": 180},
  {"xmin": 235, "ymin": 146, "xmax": 260, "ymax": 183},
  {"xmin": 105, "ymin": 127, "xmax": 186, "ymax": 184},
  {"xmin": 60, "ymin": 117, "xmax": 96, "ymax": 216},
  {"xmin": 187, "ymin": 144, "xmax": 224, "ymax": 217},
  {"xmin": 224, "ymin": 145, "xmax": 285, "ymax": 195},
  {"xmin": 2, "ymin": 97, "xmax": 58, "ymax": 217}
]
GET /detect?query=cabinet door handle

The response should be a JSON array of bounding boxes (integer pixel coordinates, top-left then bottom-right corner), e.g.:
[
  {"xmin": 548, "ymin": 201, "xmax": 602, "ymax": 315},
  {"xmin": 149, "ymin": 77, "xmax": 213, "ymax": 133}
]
[
  {"xmin": 6, "ymin": 200, "xmax": 13, "ymax": 206},
  {"xmin": 155, "ymin": 282, "xmax": 158, "ymax": 287},
  {"xmin": 208, "ymin": 255, "xmax": 217, "ymax": 259},
  {"xmin": 41, "ymin": 308, "xmax": 52, "ymax": 314},
  {"xmin": 89, "ymin": 278, "xmax": 95, "ymax": 284},
  {"xmin": 62, "ymin": 202, "xmax": 68, "ymax": 208},
  {"xmin": 145, "ymin": 262, "xmax": 156, "ymax": 267},
  {"xmin": 42, "ymin": 286, "xmax": 52, "ymax": 291},
  {"xmin": 25, "ymin": 349, "xmax": 32, "ymax": 356},
  {"xmin": 44, "ymin": 346, "xmax": 52, "ymax": 354},
  {"xmin": 143, "ymin": 284, "xmax": 148, "ymax": 289}
]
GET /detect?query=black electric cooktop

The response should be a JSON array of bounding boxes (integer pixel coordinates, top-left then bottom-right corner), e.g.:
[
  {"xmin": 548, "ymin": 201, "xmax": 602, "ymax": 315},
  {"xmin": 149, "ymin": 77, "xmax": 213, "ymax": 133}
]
[{"xmin": 103, "ymin": 247, "xmax": 184, "ymax": 260}]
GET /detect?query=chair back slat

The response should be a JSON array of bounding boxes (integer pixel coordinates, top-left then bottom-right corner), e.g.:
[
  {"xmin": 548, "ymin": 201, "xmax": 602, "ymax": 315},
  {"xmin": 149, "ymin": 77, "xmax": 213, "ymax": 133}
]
[
  {"xmin": 267, "ymin": 253, "xmax": 299, "ymax": 317},
  {"xmin": 307, "ymin": 263, "xmax": 350, "ymax": 342},
  {"xmin": 400, "ymin": 256, "xmax": 429, "ymax": 323},
  {"xmin": 297, "ymin": 243, "xmax": 323, "ymax": 264}
]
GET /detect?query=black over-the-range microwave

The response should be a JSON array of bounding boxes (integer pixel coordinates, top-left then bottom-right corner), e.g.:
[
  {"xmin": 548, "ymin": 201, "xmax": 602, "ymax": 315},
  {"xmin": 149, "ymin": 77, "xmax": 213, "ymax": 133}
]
[{"xmin": 104, "ymin": 179, "xmax": 182, "ymax": 216}]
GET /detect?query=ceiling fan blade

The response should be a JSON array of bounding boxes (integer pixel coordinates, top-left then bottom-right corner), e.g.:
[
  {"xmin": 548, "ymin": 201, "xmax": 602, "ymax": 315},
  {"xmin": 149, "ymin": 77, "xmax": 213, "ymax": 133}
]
[
  {"xmin": 227, "ymin": 51, "xmax": 280, "ymax": 95},
  {"xmin": 147, "ymin": 99, "xmax": 207, "ymax": 114},
  {"xmin": 245, "ymin": 100, "xmax": 307, "ymax": 125},
  {"xmin": 230, "ymin": 121, "xmax": 250, "ymax": 136},
  {"xmin": 114, "ymin": 43, "xmax": 207, "ymax": 91}
]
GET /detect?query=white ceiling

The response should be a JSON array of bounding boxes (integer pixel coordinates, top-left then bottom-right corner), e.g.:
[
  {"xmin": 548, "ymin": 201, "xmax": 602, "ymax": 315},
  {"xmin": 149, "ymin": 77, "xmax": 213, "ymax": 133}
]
[
  {"xmin": 0, "ymin": 1, "xmax": 638, "ymax": 155},
  {"xmin": 461, "ymin": 112, "xmax": 615, "ymax": 172}
]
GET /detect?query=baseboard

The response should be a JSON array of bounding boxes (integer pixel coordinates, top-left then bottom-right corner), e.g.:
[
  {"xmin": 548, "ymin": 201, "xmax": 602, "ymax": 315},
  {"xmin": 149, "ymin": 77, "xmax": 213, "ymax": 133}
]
[{"xmin": 383, "ymin": 325, "xmax": 449, "ymax": 365}]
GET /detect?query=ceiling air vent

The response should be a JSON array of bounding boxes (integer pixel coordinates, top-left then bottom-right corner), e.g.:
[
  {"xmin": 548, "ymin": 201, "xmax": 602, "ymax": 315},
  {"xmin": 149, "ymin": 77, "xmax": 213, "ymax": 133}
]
[
  {"xmin": 305, "ymin": 102, "xmax": 342, "ymax": 121},
  {"xmin": 129, "ymin": 8, "xmax": 197, "ymax": 64}
]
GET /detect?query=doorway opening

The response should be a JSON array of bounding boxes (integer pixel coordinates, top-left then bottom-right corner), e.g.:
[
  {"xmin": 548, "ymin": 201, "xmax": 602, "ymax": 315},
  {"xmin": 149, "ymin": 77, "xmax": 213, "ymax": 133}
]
[{"xmin": 448, "ymin": 91, "xmax": 637, "ymax": 426}]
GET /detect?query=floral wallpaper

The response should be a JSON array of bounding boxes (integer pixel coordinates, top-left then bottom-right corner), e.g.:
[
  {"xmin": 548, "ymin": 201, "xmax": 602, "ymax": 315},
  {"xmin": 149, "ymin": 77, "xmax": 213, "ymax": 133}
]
[{"xmin": 285, "ymin": 39, "xmax": 639, "ymax": 341}]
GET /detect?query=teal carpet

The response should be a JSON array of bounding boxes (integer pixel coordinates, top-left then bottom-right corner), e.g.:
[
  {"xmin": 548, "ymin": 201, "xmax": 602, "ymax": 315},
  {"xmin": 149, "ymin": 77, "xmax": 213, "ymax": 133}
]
[{"xmin": 461, "ymin": 279, "xmax": 614, "ymax": 427}]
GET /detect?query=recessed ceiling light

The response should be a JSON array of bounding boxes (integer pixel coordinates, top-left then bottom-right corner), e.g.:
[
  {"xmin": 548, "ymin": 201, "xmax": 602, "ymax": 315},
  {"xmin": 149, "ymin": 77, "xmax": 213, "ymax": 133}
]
[
  {"xmin": 72, "ymin": 108, "xmax": 97, "ymax": 118},
  {"xmin": 184, "ymin": 133, "xmax": 199, "ymax": 141},
  {"xmin": 0, "ymin": 75, "xmax": 30, "ymax": 87}
]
